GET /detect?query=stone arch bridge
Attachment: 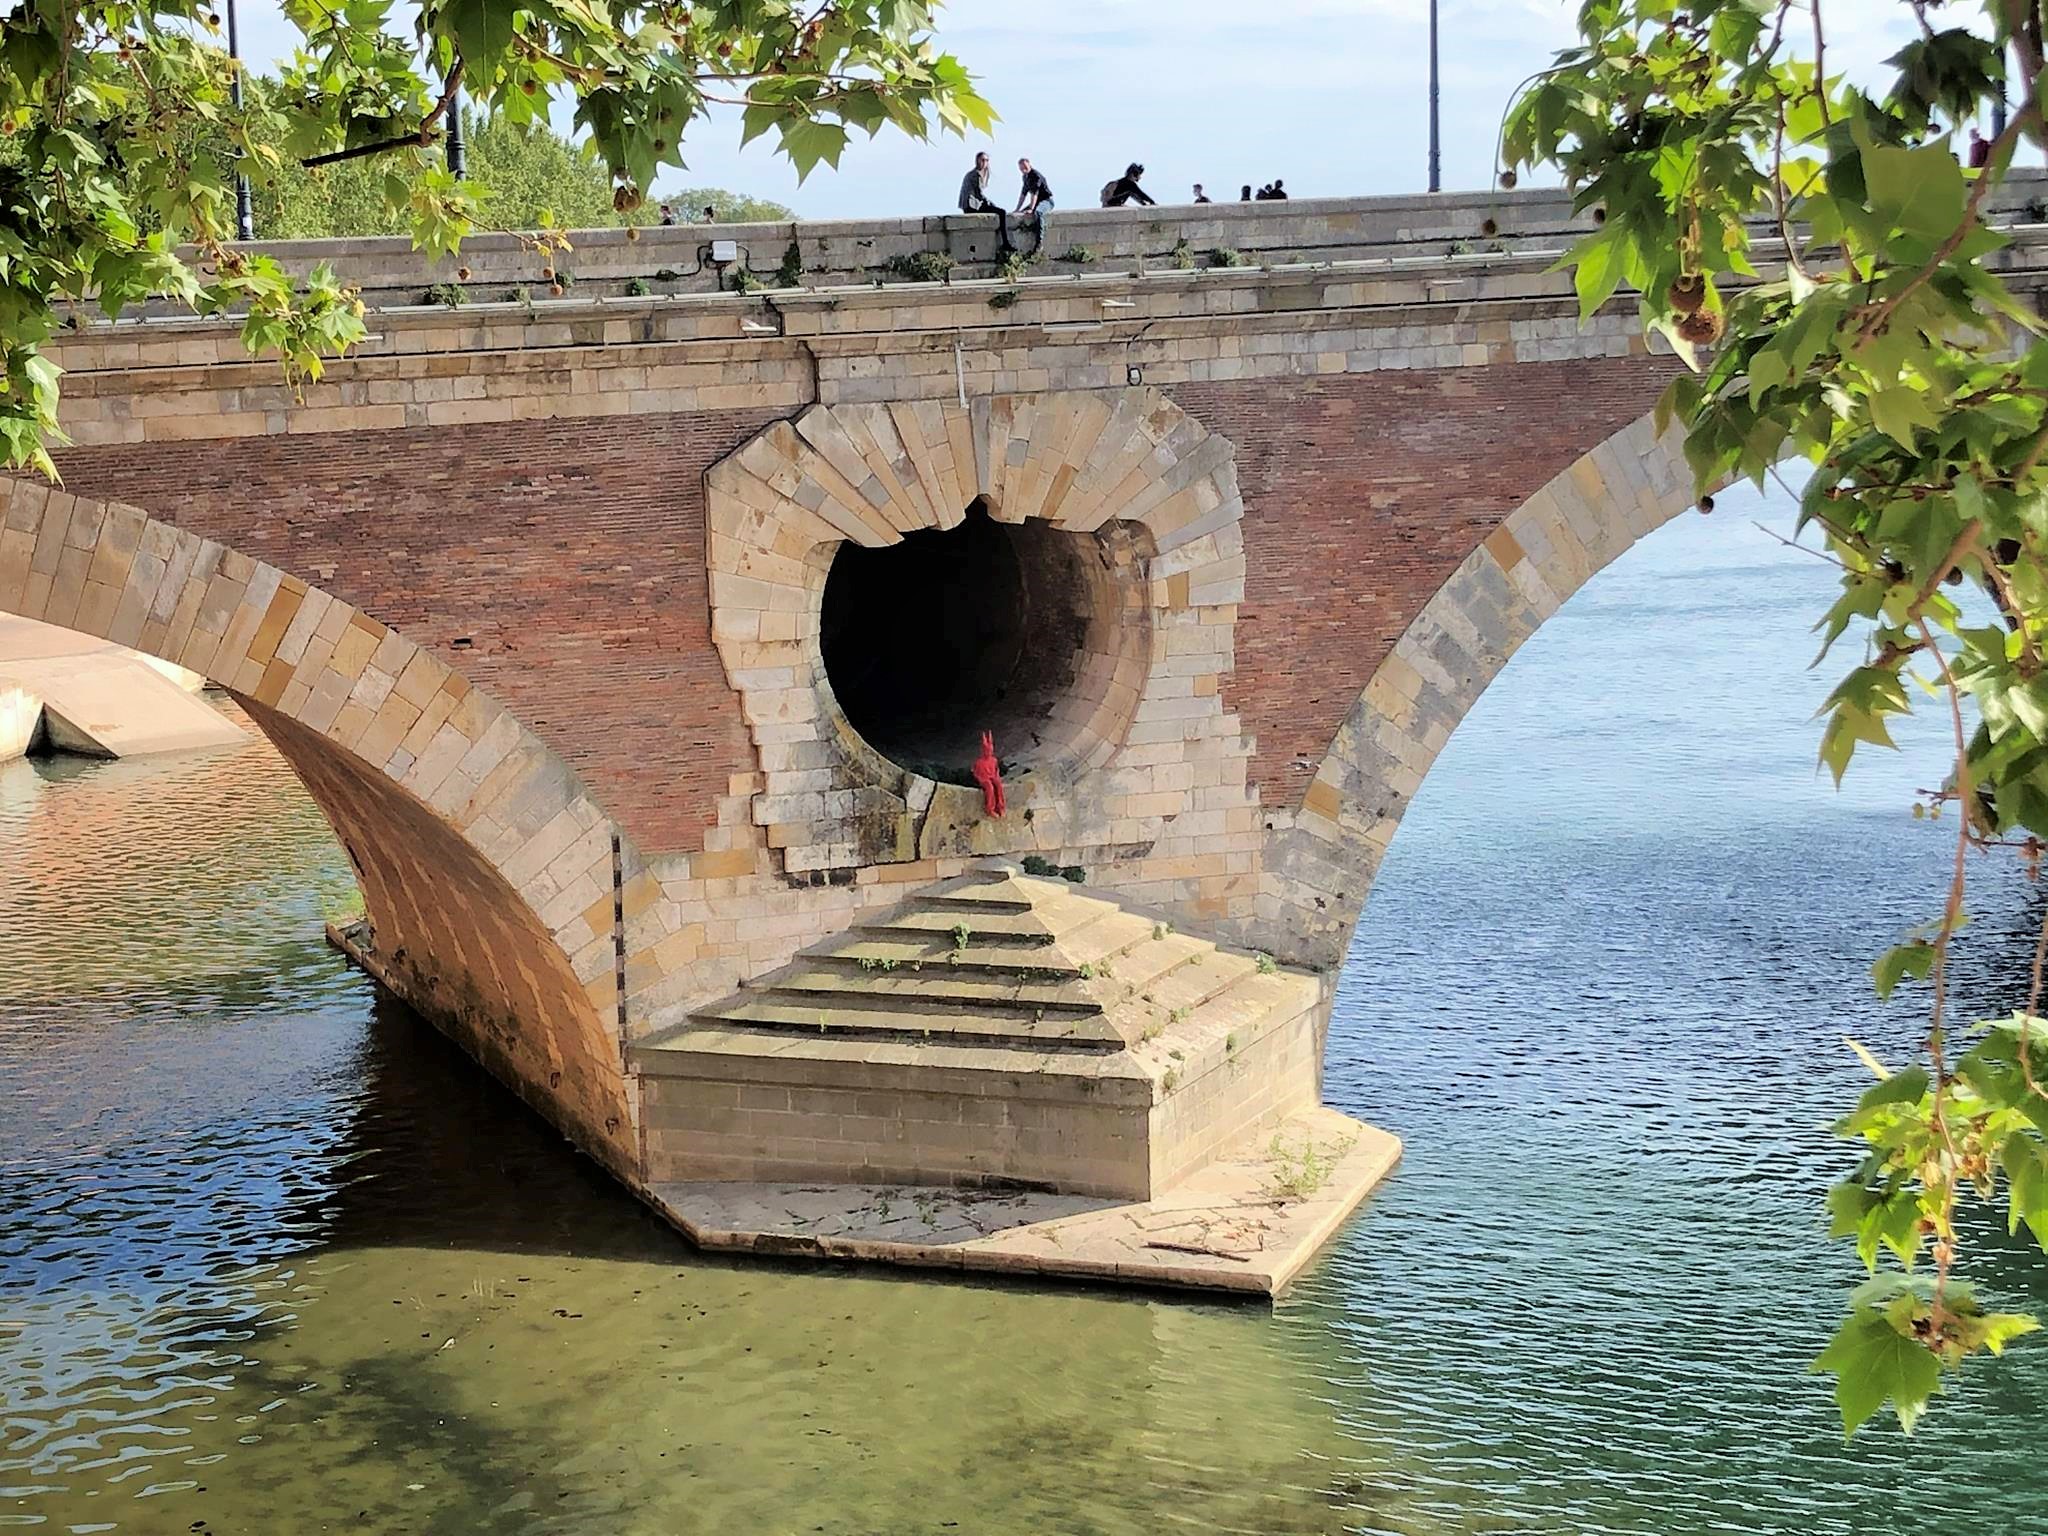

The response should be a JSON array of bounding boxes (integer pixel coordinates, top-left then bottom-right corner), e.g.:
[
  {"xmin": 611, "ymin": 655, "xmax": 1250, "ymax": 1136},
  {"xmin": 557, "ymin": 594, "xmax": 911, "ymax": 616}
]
[{"xmin": 14, "ymin": 185, "xmax": 2045, "ymax": 1291}]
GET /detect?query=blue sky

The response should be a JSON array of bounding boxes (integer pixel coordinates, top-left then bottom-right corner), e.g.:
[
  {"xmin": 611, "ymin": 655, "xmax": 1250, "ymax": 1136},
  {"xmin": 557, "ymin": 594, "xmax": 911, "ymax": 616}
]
[{"xmin": 233, "ymin": 0, "xmax": 1937, "ymax": 219}]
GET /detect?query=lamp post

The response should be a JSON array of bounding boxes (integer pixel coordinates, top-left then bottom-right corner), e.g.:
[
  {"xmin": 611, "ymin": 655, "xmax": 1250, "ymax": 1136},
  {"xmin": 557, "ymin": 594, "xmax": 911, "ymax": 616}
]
[
  {"xmin": 1427, "ymin": 0, "xmax": 1442, "ymax": 193},
  {"xmin": 227, "ymin": 0, "xmax": 254, "ymax": 239},
  {"xmin": 446, "ymin": 82, "xmax": 466, "ymax": 180}
]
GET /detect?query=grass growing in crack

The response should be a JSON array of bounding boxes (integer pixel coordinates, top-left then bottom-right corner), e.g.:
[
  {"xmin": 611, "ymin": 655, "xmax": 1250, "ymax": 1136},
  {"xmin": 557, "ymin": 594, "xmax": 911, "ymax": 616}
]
[
  {"xmin": 1255, "ymin": 953, "xmax": 1278, "ymax": 975},
  {"xmin": 1266, "ymin": 1132, "xmax": 1356, "ymax": 1201},
  {"xmin": 950, "ymin": 921, "xmax": 972, "ymax": 961},
  {"xmin": 1153, "ymin": 921, "xmax": 1172, "ymax": 941},
  {"xmin": 882, "ymin": 250, "xmax": 954, "ymax": 283},
  {"xmin": 776, "ymin": 239, "xmax": 806, "ymax": 288},
  {"xmin": 854, "ymin": 955, "xmax": 900, "ymax": 972}
]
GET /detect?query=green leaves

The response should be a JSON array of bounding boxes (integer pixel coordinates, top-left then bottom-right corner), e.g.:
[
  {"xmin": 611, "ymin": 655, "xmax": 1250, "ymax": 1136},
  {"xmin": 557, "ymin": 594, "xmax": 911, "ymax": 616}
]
[
  {"xmin": 780, "ymin": 119, "xmax": 850, "ymax": 183},
  {"xmin": 1814, "ymin": 1281, "xmax": 1944, "ymax": 1435},
  {"xmin": 1862, "ymin": 141, "xmax": 1968, "ymax": 243},
  {"xmin": 1815, "ymin": 1275, "xmax": 2035, "ymax": 1435},
  {"xmin": 1817, "ymin": 665, "xmax": 1910, "ymax": 784},
  {"xmin": 1872, "ymin": 942, "xmax": 1936, "ymax": 999},
  {"xmin": 1, "ymin": 1, "xmax": 988, "ymax": 474},
  {"xmin": 1508, "ymin": 0, "xmax": 2048, "ymax": 1436},
  {"xmin": 1865, "ymin": 385, "xmax": 1941, "ymax": 448}
]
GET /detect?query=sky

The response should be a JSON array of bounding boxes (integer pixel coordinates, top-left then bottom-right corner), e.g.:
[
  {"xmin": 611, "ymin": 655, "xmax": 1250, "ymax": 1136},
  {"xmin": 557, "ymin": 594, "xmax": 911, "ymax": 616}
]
[{"xmin": 230, "ymin": 0, "xmax": 1948, "ymax": 220}]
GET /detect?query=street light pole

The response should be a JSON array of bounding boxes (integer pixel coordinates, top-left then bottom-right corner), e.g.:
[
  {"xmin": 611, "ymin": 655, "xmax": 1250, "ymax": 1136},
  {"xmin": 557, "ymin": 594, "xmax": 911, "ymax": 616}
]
[
  {"xmin": 446, "ymin": 82, "xmax": 467, "ymax": 180},
  {"xmin": 1427, "ymin": 0, "xmax": 1442, "ymax": 193},
  {"xmin": 227, "ymin": 0, "xmax": 254, "ymax": 239}
]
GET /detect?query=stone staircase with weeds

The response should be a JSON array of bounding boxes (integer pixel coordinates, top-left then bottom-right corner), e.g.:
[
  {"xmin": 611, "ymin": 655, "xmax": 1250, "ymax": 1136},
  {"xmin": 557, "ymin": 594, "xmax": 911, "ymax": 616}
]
[{"xmin": 629, "ymin": 864, "xmax": 1323, "ymax": 1199}]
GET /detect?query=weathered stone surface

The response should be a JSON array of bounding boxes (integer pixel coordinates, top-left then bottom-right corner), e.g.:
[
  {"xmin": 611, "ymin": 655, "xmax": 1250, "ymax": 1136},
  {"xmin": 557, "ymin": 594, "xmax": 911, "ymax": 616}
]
[
  {"xmin": 2, "ymin": 188, "xmax": 1856, "ymax": 1289},
  {"xmin": 647, "ymin": 1103, "xmax": 1401, "ymax": 1297}
]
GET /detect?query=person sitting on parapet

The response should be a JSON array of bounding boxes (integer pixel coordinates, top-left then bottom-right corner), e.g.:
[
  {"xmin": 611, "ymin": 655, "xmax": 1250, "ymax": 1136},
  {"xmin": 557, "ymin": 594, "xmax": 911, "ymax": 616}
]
[
  {"xmin": 1193, "ymin": 183, "xmax": 1211, "ymax": 203},
  {"xmin": 1269, "ymin": 178, "xmax": 1290, "ymax": 199},
  {"xmin": 1014, "ymin": 156, "xmax": 1053, "ymax": 254},
  {"xmin": 1099, "ymin": 163, "xmax": 1156, "ymax": 207},
  {"xmin": 958, "ymin": 151, "xmax": 1015, "ymax": 251}
]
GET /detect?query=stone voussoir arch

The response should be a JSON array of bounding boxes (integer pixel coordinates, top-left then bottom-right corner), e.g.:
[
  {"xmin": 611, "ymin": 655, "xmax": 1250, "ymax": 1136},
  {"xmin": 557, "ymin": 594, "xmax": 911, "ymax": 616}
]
[
  {"xmin": 705, "ymin": 387, "xmax": 1253, "ymax": 878},
  {"xmin": 0, "ymin": 474, "xmax": 647, "ymax": 1179},
  {"xmin": 1263, "ymin": 411, "xmax": 1700, "ymax": 969}
]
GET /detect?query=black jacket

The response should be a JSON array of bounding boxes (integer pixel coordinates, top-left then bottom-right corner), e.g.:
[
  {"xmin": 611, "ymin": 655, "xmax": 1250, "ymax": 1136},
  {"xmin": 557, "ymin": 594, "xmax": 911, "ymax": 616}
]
[{"xmin": 1101, "ymin": 175, "xmax": 1155, "ymax": 207}]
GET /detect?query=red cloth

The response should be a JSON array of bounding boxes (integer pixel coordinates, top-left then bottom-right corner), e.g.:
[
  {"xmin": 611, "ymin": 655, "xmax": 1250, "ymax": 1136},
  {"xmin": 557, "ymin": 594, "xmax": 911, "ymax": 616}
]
[{"xmin": 972, "ymin": 730, "xmax": 1006, "ymax": 818}]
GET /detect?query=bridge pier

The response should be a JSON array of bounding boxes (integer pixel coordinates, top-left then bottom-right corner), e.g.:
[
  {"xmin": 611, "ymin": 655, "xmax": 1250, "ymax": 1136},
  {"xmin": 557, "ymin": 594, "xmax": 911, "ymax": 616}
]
[{"xmin": 25, "ymin": 188, "xmax": 2019, "ymax": 1291}]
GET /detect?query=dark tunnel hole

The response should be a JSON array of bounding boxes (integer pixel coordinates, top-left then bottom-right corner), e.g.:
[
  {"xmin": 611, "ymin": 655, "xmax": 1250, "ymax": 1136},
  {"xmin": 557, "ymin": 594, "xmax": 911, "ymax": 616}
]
[{"xmin": 819, "ymin": 500, "xmax": 1120, "ymax": 785}]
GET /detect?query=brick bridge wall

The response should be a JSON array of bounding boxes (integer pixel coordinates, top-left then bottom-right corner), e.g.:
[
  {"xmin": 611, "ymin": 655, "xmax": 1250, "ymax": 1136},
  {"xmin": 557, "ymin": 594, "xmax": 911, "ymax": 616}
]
[
  {"xmin": 27, "ymin": 191, "xmax": 2048, "ymax": 1184},
  {"xmin": 50, "ymin": 359, "xmax": 1671, "ymax": 851}
]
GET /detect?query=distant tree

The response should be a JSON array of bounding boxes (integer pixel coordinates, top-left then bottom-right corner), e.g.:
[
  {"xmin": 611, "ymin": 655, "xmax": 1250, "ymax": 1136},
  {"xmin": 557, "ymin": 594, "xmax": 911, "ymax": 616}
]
[
  {"xmin": 254, "ymin": 108, "xmax": 794, "ymax": 238},
  {"xmin": 665, "ymin": 186, "xmax": 799, "ymax": 223}
]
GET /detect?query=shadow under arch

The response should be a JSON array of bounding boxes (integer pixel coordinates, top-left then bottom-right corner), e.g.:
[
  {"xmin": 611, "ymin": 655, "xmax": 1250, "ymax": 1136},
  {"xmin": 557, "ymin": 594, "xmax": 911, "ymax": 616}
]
[
  {"xmin": 1266, "ymin": 411, "xmax": 1706, "ymax": 974},
  {"xmin": 0, "ymin": 476, "xmax": 643, "ymax": 1179}
]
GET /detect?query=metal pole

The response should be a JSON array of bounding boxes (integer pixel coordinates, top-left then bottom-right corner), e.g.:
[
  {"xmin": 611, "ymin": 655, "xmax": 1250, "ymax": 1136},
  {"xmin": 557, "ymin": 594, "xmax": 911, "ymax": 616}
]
[
  {"xmin": 446, "ymin": 83, "xmax": 466, "ymax": 180},
  {"xmin": 227, "ymin": 0, "xmax": 254, "ymax": 239},
  {"xmin": 1993, "ymin": 35, "xmax": 2011, "ymax": 137},
  {"xmin": 1427, "ymin": 0, "xmax": 1442, "ymax": 193}
]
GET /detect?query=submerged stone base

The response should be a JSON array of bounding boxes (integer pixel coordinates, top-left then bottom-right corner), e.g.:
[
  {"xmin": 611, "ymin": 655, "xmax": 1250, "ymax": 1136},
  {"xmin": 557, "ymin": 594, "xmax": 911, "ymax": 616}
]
[
  {"xmin": 331, "ymin": 865, "xmax": 1404, "ymax": 1297},
  {"xmin": 647, "ymin": 1104, "xmax": 1399, "ymax": 1296}
]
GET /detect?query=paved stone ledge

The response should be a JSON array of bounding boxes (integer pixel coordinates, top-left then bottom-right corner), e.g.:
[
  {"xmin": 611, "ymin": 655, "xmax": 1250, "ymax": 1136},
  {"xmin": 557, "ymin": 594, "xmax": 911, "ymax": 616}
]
[{"xmin": 643, "ymin": 1104, "xmax": 1399, "ymax": 1297}]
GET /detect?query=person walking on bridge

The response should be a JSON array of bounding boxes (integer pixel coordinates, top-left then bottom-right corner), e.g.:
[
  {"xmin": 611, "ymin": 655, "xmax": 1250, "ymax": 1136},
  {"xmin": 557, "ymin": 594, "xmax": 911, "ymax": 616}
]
[
  {"xmin": 1099, "ymin": 163, "xmax": 1155, "ymax": 207},
  {"xmin": 958, "ymin": 151, "xmax": 1014, "ymax": 252},
  {"xmin": 1014, "ymin": 157, "xmax": 1053, "ymax": 255}
]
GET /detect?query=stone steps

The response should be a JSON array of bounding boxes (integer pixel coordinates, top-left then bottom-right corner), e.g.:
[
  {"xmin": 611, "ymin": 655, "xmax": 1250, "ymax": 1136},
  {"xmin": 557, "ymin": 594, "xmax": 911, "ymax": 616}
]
[
  {"xmin": 690, "ymin": 994, "xmax": 1126, "ymax": 1049},
  {"xmin": 630, "ymin": 863, "xmax": 1327, "ymax": 1199},
  {"xmin": 764, "ymin": 966, "xmax": 1099, "ymax": 1016}
]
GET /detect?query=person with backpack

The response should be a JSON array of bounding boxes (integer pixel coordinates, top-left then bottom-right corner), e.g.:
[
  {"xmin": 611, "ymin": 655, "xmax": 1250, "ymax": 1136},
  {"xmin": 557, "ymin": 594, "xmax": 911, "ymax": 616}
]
[
  {"xmin": 1099, "ymin": 163, "xmax": 1156, "ymax": 208},
  {"xmin": 1014, "ymin": 157, "xmax": 1053, "ymax": 254}
]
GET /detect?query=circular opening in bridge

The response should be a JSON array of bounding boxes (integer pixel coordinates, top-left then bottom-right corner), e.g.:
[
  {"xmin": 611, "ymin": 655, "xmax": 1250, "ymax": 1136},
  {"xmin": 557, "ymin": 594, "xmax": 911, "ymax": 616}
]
[{"xmin": 819, "ymin": 500, "xmax": 1144, "ymax": 785}]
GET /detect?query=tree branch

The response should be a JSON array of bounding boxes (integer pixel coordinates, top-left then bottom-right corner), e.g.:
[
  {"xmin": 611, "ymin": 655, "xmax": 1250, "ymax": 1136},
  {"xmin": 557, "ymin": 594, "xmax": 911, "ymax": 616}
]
[
  {"xmin": 301, "ymin": 61, "xmax": 464, "ymax": 169},
  {"xmin": 1855, "ymin": 108, "xmax": 2032, "ymax": 343}
]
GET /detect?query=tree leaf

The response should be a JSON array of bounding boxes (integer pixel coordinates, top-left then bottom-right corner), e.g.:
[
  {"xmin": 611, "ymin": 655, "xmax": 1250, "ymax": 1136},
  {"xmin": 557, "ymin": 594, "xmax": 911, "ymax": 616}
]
[{"xmin": 1814, "ymin": 1306, "xmax": 1942, "ymax": 1435}]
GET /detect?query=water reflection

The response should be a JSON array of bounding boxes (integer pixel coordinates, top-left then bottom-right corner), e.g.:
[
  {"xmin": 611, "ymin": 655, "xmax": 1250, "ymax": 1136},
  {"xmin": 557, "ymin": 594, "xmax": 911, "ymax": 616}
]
[{"xmin": 0, "ymin": 731, "xmax": 1369, "ymax": 1535}]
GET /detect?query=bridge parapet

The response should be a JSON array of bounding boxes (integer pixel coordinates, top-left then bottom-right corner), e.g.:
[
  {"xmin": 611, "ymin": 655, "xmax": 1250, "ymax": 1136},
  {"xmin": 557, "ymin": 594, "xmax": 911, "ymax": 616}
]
[{"xmin": 70, "ymin": 170, "xmax": 2048, "ymax": 321}]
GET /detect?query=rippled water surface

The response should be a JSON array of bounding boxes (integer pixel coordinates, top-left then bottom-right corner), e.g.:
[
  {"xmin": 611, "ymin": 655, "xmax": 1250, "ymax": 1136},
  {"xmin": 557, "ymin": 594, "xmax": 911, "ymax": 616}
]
[{"xmin": 8, "ymin": 490, "xmax": 2048, "ymax": 1534}]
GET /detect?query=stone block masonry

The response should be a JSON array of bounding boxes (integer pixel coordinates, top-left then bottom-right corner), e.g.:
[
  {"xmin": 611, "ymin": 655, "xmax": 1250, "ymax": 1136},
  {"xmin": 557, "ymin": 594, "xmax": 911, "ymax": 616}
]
[{"xmin": 17, "ymin": 187, "xmax": 2038, "ymax": 1291}]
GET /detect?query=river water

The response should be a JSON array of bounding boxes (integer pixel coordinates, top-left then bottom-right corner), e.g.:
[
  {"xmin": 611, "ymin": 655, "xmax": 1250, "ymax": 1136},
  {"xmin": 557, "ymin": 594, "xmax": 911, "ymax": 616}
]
[{"xmin": 6, "ymin": 486, "xmax": 2048, "ymax": 1535}]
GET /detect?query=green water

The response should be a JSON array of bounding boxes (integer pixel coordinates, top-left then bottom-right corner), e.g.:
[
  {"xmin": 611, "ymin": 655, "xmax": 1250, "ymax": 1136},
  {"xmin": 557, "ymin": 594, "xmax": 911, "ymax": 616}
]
[{"xmin": 8, "ymin": 492, "xmax": 2048, "ymax": 1533}]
